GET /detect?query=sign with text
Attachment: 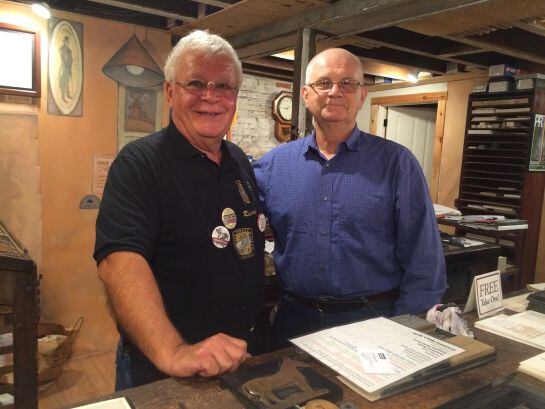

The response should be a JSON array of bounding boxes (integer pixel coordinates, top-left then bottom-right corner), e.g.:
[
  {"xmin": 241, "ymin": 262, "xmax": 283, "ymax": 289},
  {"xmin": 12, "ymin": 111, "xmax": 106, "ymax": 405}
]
[
  {"xmin": 463, "ymin": 270, "xmax": 504, "ymax": 318},
  {"xmin": 92, "ymin": 153, "xmax": 114, "ymax": 196}
]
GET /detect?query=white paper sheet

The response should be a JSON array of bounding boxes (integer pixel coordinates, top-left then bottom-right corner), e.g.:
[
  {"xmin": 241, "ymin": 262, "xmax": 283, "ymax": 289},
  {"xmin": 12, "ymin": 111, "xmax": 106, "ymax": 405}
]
[
  {"xmin": 475, "ymin": 310, "xmax": 545, "ymax": 350},
  {"xmin": 72, "ymin": 397, "xmax": 132, "ymax": 409},
  {"xmin": 503, "ymin": 293, "xmax": 529, "ymax": 313},
  {"xmin": 290, "ymin": 317, "xmax": 464, "ymax": 394}
]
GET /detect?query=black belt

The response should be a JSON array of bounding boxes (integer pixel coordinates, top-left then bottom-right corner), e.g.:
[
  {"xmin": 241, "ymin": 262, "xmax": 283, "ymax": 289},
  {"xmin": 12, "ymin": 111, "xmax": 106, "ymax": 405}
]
[{"xmin": 285, "ymin": 289, "xmax": 399, "ymax": 313}]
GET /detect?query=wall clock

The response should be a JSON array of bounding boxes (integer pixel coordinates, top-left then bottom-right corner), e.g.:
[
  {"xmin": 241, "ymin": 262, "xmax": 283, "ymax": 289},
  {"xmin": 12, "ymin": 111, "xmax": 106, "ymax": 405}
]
[{"xmin": 272, "ymin": 91, "xmax": 292, "ymax": 142}]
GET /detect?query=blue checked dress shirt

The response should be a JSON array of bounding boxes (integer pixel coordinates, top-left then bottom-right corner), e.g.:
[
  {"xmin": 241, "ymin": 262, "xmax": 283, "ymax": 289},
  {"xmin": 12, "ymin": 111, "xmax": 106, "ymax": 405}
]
[{"xmin": 254, "ymin": 126, "xmax": 446, "ymax": 315}]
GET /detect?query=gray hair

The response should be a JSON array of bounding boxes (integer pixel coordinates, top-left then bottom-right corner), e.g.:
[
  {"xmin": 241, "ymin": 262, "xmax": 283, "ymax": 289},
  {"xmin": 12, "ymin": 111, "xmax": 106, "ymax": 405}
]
[
  {"xmin": 305, "ymin": 48, "xmax": 364, "ymax": 84},
  {"xmin": 164, "ymin": 30, "xmax": 242, "ymax": 87}
]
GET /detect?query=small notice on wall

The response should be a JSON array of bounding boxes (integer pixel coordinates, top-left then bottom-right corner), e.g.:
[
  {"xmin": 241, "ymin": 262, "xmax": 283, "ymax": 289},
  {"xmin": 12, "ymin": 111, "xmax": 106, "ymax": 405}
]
[
  {"xmin": 464, "ymin": 270, "xmax": 504, "ymax": 318},
  {"xmin": 530, "ymin": 114, "xmax": 545, "ymax": 171},
  {"xmin": 93, "ymin": 154, "xmax": 114, "ymax": 196}
]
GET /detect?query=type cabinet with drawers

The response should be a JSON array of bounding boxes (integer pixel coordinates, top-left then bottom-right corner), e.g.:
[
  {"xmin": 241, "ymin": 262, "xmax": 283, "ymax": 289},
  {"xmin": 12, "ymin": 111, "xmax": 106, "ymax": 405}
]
[{"xmin": 456, "ymin": 88, "xmax": 545, "ymax": 289}]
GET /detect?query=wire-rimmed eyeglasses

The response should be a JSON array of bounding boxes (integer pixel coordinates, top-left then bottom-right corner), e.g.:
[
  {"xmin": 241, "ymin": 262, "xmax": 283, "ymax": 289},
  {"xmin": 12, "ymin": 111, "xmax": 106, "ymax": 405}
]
[
  {"xmin": 173, "ymin": 80, "xmax": 238, "ymax": 97},
  {"xmin": 307, "ymin": 78, "xmax": 363, "ymax": 93}
]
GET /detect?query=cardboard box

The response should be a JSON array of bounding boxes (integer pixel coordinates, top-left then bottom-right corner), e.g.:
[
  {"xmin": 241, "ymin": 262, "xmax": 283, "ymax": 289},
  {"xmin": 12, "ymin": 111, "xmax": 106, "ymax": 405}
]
[
  {"xmin": 488, "ymin": 80, "xmax": 513, "ymax": 93},
  {"xmin": 515, "ymin": 73, "xmax": 545, "ymax": 90},
  {"xmin": 489, "ymin": 64, "xmax": 522, "ymax": 77}
]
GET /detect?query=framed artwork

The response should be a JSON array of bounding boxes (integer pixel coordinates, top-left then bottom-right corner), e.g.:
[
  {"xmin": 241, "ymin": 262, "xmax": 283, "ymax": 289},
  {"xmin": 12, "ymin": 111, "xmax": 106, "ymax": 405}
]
[
  {"xmin": 117, "ymin": 85, "xmax": 163, "ymax": 151},
  {"xmin": 47, "ymin": 18, "xmax": 83, "ymax": 116},
  {"xmin": 0, "ymin": 22, "xmax": 41, "ymax": 98},
  {"xmin": 124, "ymin": 87, "xmax": 157, "ymax": 133}
]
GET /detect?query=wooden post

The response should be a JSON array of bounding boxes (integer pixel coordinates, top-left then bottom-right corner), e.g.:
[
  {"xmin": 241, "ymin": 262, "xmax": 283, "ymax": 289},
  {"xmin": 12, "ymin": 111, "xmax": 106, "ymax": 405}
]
[{"xmin": 291, "ymin": 27, "xmax": 316, "ymax": 141}]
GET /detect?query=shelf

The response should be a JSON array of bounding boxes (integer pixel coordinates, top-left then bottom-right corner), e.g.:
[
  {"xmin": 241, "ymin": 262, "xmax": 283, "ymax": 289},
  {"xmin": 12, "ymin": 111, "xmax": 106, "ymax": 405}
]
[
  {"xmin": 463, "ymin": 182, "xmax": 522, "ymax": 192},
  {"xmin": 463, "ymin": 169, "xmax": 524, "ymax": 178},
  {"xmin": 465, "ymin": 152, "xmax": 527, "ymax": 159},
  {"xmin": 465, "ymin": 160, "xmax": 525, "ymax": 168},
  {"xmin": 463, "ymin": 175, "xmax": 523, "ymax": 184},
  {"xmin": 457, "ymin": 197, "xmax": 520, "ymax": 209},
  {"xmin": 461, "ymin": 191, "xmax": 522, "ymax": 201}
]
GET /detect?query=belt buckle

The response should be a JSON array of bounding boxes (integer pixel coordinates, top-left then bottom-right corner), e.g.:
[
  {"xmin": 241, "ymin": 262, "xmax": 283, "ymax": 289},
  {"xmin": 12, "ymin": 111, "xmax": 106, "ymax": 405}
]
[{"xmin": 316, "ymin": 297, "xmax": 331, "ymax": 312}]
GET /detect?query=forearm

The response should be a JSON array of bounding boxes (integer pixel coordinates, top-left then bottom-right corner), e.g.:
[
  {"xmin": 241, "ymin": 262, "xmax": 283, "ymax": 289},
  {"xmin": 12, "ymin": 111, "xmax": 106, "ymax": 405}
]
[{"xmin": 98, "ymin": 251, "xmax": 184, "ymax": 374}]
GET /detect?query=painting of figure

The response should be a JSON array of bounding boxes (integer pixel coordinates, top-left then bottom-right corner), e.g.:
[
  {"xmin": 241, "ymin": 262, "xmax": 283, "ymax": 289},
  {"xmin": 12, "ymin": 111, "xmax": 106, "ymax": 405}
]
[{"xmin": 48, "ymin": 19, "xmax": 83, "ymax": 116}]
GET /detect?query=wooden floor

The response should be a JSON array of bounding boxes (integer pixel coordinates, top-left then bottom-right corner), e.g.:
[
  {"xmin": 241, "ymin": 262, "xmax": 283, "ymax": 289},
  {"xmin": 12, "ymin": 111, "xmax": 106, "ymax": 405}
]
[{"xmin": 38, "ymin": 351, "xmax": 115, "ymax": 409}]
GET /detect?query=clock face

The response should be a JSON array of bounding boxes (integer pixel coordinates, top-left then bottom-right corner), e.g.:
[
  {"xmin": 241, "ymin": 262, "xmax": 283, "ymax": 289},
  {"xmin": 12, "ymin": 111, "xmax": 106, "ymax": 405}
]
[{"xmin": 278, "ymin": 96, "xmax": 292, "ymax": 122}]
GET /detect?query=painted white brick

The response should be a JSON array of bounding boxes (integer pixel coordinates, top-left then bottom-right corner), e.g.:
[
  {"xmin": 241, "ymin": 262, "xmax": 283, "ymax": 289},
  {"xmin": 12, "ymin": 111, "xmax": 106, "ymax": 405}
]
[{"xmin": 231, "ymin": 73, "xmax": 292, "ymax": 159}]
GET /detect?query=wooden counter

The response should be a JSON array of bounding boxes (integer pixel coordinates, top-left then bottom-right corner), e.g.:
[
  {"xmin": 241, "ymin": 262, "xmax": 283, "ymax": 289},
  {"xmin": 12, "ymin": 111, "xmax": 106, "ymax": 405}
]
[{"xmin": 68, "ymin": 322, "xmax": 544, "ymax": 409}]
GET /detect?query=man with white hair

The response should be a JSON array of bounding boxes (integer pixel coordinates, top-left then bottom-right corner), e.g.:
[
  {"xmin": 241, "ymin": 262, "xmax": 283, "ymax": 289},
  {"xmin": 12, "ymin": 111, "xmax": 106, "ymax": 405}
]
[
  {"xmin": 94, "ymin": 30, "xmax": 265, "ymax": 388},
  {"xmin": 254, "ymin": 48, "xmax": 445, "ymax": 348}
]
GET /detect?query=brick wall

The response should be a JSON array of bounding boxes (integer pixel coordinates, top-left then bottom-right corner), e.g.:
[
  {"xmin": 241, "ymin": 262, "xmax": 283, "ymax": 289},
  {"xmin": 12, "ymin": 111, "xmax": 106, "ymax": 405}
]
[{"xmin": 231, "ymin": 74, "xmax": 292, "ymax": 159}]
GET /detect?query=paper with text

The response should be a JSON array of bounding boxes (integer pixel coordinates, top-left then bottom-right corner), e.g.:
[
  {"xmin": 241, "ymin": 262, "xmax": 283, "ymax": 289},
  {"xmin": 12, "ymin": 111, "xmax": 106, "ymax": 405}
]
[
  {"xmin": 290, "ymin": 317, "xmax": 464, "ymax": 393},
  {"xmin": 475, "ymin": 310, "xmax": 545, "ymax": 350},
  {"xmin": 463, "ymin": 270, "xmax": 504, "ymax": 318}
]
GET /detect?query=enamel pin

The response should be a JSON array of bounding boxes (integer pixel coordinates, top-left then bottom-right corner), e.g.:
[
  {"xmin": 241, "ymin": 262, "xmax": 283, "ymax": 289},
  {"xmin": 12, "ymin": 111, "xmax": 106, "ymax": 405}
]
[
  {"xmin": 211, "ymin": 226, "xmax": 230, "ymax": 248},
  {"xmin": 221, "ymin": 207, "xmax": 237, "ymax": 229}
]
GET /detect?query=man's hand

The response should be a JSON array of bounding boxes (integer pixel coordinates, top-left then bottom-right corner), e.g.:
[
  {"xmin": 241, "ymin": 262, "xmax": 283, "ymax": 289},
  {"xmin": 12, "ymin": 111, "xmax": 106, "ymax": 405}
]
[{"xmin": 167, "ymin": 333, "xmax": 251, "ymax": 377}]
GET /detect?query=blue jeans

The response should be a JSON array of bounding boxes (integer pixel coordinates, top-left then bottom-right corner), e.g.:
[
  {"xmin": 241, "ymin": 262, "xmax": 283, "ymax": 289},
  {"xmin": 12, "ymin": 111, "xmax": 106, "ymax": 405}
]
[
  {"xmin": 115, "ymin": 336, "xmax": 166, "ymax": 391},
  {"xmin": 271, "ymin": 292, "xmax": 395, "ymax": 349},
  {"xmin": 115, "ymin": 337, "xmax": 132, "ymax": 391}
]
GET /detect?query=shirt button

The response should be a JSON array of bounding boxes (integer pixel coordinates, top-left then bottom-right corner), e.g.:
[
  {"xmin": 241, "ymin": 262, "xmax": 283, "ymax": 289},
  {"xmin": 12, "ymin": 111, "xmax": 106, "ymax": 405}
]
[
  {"xmin": 323, "ymin": 196, "xmax": 328, "ymax": 201},
  {"xmin": 325, "ymin": 163, "xmax": 330, "ymax": 167},
  {"xmin": 322, "ymin": 231, "xmax": 327, "ymax": 235},
  {"xmin": 241, "ymin": 305, "xmax": 247, "ymax": 311}
]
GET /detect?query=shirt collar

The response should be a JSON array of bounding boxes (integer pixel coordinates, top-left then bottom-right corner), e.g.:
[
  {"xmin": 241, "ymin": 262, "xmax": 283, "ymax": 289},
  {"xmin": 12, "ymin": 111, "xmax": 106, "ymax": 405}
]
[
  {"xmin": 306, "ymin": 125, "xmax": 362, "ymax": 155},
  {"xmin": 165, "ymin": 121, "xmax": 238, "ymax": 172},
  {"xmin": 166, "ymin": 121, "xmax": 202, "ymax": 159}
]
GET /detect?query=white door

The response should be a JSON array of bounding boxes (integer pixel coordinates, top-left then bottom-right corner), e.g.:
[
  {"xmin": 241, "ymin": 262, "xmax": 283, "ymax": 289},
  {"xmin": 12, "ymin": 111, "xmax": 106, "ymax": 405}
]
[{"xmin": 385, "ymin": 106, "xmax": 436, "ymax": 187}]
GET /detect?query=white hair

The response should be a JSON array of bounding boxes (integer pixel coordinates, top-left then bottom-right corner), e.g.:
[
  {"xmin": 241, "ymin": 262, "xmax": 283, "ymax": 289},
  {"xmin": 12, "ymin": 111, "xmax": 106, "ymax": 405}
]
[
  {"xmin": 305, "ymin": 48, "xmax": 364, "ymax": 84},
  {"xmin": 164, "ymin": 30, "xmax": 242, "ymax": 86}
]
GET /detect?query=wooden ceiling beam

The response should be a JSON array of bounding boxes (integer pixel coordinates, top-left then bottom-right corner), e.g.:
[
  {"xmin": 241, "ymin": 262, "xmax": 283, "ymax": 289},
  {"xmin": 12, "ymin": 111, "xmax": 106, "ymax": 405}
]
[
  {"xmin": 244, "ymin": 57, "xmax": 294, "ymax": 71},
  {"xmin": 190, "ymin": 0, "xmax": 237, "ymax": 8},
  {"xmin": 87, "ymin": 0, "xmax": 196, "ymax": 22},
  {"xmin": 512, "ymin": 21, "xmax": 545, "ymax": 37},
  {"xmin": 229, "ymin": 0, "xmax": 493, "ymax": 58},
  {"xmin": 343, "ymin": 45, "xmax": 447, "ymax": 75},
  {"xmin": 468, "ymin": 27, "xmax": 545, "ymax": 57},
  {"xmin": 437, "ymin": 44, "xmax": 483, "ymax": 57},
  {"xmin": 443, "ymin": 32, "xmax": 545, "ymax": 65},
  {"xmin": 351, "ymin": 34, "xmax": 488, "ymax": 69}
]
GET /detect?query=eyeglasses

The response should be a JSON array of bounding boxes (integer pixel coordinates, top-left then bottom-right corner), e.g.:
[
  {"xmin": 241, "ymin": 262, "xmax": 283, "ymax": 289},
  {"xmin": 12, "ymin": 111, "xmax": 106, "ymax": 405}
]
[
  {"xmin": 173, "ymin": 80, "xmax": 238, "ymax": 97},
  {"xmin": 307, "ymin": 78, "xmax": 363, "ymax": 93}
]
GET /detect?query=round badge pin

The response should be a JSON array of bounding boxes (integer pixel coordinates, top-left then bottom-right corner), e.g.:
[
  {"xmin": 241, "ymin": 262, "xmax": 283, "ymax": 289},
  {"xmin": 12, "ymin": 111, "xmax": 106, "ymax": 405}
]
[
  {"xmin": 221, "ymin": 207, "xmax": 237, "ymax": 229},
  {"xmin": 257, "ymin": 213, "xmax": 267, "ymax": 232},
  {"xmin": 211, "ymin": 225, "xmax": 230, "ymax": 248}
]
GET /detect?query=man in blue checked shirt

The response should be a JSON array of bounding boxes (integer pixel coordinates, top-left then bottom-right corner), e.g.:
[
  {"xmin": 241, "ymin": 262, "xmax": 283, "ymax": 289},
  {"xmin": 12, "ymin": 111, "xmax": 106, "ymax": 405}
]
[{"xmin": 254, "ymin": 48, "xmax": 446, "ymax": 348}]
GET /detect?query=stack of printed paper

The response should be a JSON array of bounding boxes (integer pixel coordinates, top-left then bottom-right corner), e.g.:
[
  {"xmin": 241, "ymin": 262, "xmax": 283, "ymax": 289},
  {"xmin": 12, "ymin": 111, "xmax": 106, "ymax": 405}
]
[
  {"xmin": 518, "ymin": 352, "xmax": 545, "ymax": 382},
  {"xmin": 290, "ymin": 317, "xmax": 495, "ymax": 401},
  {"xmin": 475, "ymin": 310, "xmax": 545, "ymax": 350}
]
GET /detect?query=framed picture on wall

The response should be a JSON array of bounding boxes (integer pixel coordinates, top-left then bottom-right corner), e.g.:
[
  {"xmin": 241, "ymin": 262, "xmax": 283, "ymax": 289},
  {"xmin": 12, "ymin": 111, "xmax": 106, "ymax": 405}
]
[
  {"xmin": 117, "ymin": 84, "xmax": 163, "ymax": 152},
  {"xmin": 0, "ymin": 22, "xmax": 41, "ymax": 98},
  {"xmin": 47, "ymin": 18, "xmax": 83, "ymax": 116}
]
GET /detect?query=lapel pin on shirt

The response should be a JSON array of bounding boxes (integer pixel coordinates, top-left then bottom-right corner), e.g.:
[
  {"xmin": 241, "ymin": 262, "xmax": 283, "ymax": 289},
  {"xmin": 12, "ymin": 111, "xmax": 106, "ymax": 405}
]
[
  {"xmin": 235, "ymin": 179, "xmax": 251, "ymax": 205},
  {"xmin": 211, "ymin": 226, "xmax": 230, "ymax": 248},
  {"xmin": 233, "ymin": 228, "xmax": 255, "ymax": 259},
  {"xmin": 221, "ymin": 207, "xmax": 237, "ymax": 229},
  {"xmin": 257, "ymin": 213, "xmax": 267, "ymax": 232}
]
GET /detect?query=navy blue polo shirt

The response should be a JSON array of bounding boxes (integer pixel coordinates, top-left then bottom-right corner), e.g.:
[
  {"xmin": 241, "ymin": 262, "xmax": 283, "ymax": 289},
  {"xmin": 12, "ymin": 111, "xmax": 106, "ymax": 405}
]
[{"xmin": 94, "ymin": 121, "xmax": 265, "ymax": 346}]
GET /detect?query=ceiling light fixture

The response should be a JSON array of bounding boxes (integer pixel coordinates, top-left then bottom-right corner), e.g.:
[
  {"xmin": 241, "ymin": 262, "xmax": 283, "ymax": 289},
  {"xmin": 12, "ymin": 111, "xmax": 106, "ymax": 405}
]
[
  {"xmin": 407, "ymin": 70, "xmax": 419, "ymax": 83},
  {"xmin": 31, "ymin": 2, "xmax": 51, "ymax": 19}
]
